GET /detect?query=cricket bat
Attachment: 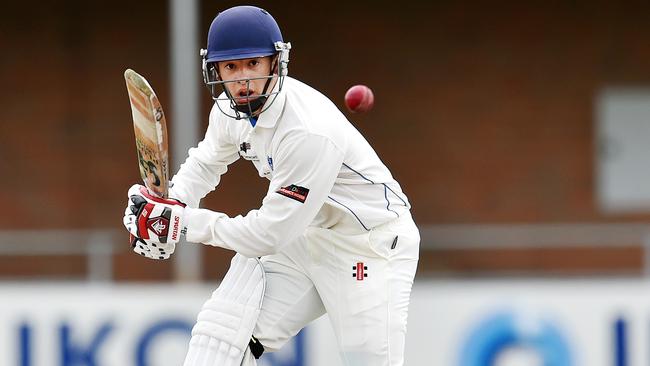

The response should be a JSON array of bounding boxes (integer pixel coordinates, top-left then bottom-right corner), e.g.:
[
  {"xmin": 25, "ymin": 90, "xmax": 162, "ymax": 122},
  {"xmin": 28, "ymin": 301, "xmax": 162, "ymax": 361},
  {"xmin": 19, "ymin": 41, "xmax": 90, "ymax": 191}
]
[{"xmin": 124, "ymin": 69, "xmax": 170, "ymax": 198}]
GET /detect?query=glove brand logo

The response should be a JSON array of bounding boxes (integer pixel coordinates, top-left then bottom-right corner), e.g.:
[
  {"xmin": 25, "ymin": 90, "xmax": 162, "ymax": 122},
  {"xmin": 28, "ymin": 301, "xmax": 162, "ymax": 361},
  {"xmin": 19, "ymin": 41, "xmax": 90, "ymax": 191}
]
[
  {"xmin": 352, "ymin": 262, "xmax": 368, "ymax": 281},
  {"xmin": 147, "ymin": 217, "xmax": 168, "ymax": 236},
  {"xmin": 171, "ymin": 216, "xmax": 180, "ymax": 240}
]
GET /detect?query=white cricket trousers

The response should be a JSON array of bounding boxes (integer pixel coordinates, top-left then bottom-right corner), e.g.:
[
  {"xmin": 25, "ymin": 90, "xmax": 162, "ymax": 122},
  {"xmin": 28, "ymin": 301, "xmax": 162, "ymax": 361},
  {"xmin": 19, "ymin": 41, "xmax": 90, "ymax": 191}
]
[{"xmin": 254, "ymin": 211, "xmax": 420, "ymax": 366}]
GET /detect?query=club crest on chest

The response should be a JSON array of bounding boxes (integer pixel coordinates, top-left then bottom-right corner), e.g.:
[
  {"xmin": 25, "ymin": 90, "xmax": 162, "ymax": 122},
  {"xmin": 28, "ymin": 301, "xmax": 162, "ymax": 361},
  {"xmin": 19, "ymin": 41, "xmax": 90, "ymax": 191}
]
[{"xmin": 239, "ymin": 141, "xmax": 258, "ymax": 161}]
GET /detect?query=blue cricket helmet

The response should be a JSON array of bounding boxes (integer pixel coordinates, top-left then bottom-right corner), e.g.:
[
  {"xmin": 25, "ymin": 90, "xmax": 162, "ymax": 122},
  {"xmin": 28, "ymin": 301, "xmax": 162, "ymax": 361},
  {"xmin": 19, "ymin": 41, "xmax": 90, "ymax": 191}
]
[
  {"xmin": 200, "ymin": 6, "xmax": 292, "ymax": 120},
  {"xmin": 205, "ymin": 6, "xmax": 284, "ymax": 62}
]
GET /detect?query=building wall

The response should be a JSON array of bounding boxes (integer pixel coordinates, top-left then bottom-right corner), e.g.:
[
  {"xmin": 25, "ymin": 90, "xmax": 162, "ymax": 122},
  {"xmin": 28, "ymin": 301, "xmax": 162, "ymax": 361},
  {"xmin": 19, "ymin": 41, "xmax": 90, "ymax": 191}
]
[{"xmin": 2, "ymin": 1, "xmax": 650, "ymax": 279}]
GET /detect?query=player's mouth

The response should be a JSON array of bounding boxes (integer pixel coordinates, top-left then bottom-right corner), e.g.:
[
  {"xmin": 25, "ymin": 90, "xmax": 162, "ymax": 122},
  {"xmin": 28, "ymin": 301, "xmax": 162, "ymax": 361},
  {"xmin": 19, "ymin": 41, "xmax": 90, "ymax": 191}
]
[{"xmin": 235, "ymin": 89, "xmax": 257, "ymax": 104}]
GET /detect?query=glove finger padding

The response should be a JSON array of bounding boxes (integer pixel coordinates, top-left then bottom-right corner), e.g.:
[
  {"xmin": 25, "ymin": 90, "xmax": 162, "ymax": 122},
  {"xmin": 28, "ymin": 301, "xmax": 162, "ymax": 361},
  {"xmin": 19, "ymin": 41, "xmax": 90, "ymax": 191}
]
[
  {"xmin": 130, "ymin": 234, "xmax": 174, "ymax": 260},
  {"xmin": 123, "ymin": 199, "xmax": 139, "ymax": 238},
  {"xmin": 129, "ymin": 233, "xmax": 175, "ymax": 260},
  {"xmin": 130, "ymin": 234, "xmax": 152, "ymax": 258}
]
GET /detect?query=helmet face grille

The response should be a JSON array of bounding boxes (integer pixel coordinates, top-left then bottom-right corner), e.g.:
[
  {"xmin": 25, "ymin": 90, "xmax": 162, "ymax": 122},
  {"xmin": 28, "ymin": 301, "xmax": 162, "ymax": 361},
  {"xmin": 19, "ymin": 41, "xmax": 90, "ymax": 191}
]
[{"xmin": 207, "ymin": 75, "xmax": 286, "ymax": 120}]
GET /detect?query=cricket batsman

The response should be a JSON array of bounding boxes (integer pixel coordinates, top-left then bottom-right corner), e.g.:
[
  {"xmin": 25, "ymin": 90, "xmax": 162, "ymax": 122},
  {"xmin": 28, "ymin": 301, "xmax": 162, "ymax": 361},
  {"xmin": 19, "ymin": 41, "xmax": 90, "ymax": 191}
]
[{"xmin": 123, "ymin": 5, "xmax": 420, "ymax": 365}]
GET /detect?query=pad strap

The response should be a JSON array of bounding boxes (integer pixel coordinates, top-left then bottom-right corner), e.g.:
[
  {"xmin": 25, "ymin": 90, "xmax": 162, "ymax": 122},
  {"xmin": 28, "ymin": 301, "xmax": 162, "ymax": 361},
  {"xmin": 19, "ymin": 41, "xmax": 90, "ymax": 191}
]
[{"xmin": 248, "ymin": 335, "xmax": 265, "ymax": 359}]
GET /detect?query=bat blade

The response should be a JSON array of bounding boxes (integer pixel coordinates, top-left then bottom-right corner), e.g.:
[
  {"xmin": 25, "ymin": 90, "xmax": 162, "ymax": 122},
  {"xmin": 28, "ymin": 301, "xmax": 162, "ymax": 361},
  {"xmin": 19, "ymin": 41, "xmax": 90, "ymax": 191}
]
[{"xmin": 124, "ymin": 69, "xmax": 169, "ymax": 198}]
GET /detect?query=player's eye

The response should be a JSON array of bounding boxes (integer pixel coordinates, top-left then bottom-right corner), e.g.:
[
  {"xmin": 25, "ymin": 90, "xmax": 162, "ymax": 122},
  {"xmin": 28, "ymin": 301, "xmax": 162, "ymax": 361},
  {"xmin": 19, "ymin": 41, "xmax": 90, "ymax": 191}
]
[
  {"xmin": 224, "ymin": 63, "xmax": 235, "ymax": 70},
  {"xmin": 249, "ymin": 59, "xmax": 259, "ymax": 67}
]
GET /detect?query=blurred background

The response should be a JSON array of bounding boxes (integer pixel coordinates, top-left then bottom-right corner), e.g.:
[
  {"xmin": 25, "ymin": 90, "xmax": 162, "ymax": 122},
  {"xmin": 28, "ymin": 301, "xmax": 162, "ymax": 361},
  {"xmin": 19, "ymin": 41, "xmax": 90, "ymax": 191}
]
[{"xmin": 2, "ymin": 1, "xmax": 650, "ymax": 365}]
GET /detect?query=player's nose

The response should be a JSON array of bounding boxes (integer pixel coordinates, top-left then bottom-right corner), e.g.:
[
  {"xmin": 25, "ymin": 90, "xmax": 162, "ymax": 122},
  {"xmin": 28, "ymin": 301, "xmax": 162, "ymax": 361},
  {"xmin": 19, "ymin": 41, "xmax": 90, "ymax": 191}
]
[{"xmin": 233, "ymin": 68, "xmax": 255, "ymax": 83}]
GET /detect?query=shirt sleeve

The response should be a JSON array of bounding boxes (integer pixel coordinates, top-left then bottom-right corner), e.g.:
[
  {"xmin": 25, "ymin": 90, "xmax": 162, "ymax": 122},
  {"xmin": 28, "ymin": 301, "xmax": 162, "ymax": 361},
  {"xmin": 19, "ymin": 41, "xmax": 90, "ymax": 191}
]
[
  {"xmin": 169, "ymin": 111, "xmax": 239, "ymax": 208},
  {"xmin": 184, "ymin": 132, "xmax": 344, "ymax": 257}
]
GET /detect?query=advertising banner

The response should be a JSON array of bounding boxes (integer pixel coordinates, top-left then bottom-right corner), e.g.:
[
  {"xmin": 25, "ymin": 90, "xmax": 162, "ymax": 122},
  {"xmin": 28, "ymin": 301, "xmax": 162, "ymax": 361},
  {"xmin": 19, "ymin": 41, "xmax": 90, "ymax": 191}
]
[{"xmin": 1, "ymin": 280, "xmax": 648, "ymax": 365}]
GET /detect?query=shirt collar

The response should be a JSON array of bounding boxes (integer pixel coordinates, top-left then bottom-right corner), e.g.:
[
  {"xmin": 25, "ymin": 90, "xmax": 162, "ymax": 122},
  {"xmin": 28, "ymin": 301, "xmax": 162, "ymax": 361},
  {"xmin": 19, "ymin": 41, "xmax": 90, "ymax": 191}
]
[{"xmin": 253, "ymin": 77, "xmax": 288, "ymax": 129}]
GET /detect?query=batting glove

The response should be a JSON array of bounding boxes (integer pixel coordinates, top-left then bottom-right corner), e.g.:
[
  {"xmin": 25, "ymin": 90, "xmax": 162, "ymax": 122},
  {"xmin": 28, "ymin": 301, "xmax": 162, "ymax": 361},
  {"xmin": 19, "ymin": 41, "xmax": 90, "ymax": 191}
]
[
  {"xmin": 123, "ymin": 184, "xmax": 187, "ymax": 260},
  {"xmin": 128, "ymin": 233, "xmax": 175, "ymax": 260}
]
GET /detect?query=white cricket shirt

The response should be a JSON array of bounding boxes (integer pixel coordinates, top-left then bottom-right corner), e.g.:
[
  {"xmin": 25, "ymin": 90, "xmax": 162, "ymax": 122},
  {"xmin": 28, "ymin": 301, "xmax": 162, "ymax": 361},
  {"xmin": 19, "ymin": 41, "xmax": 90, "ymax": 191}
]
[{"xmin": 170, "ymin": 77, "xmax": 411, "ymax": 257}]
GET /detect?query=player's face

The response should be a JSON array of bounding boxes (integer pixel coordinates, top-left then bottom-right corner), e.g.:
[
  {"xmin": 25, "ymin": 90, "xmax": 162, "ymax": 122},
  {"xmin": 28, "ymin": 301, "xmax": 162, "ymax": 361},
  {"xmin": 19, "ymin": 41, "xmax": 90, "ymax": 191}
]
[{"xmin": 217, "ymin": 56, "xmax": 277, "ymax": 105}]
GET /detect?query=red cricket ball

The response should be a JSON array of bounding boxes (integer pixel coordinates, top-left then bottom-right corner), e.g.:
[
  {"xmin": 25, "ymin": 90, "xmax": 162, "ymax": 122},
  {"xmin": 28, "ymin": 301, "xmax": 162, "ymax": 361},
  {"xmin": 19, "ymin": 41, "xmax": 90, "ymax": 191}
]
[{"xmin": 344, "ymin": 85, "xmax": 374, "ymax": 113}]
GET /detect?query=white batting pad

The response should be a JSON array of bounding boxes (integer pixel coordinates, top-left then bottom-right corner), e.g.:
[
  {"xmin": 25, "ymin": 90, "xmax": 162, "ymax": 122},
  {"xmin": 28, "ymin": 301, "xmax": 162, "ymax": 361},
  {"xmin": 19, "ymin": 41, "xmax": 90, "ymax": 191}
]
[{"xmin": 183, "ymin": 254, "xmax": 266, "ymax": 366}]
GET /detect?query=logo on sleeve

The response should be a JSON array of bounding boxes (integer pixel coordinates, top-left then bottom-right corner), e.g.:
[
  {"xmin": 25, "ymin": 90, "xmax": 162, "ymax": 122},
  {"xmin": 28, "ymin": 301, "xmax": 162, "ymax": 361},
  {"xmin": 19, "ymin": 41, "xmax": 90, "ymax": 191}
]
[{"xmin": 276, "ymin": 184, "xmax": 309, "ymax": 203}]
